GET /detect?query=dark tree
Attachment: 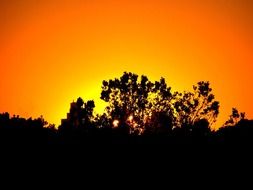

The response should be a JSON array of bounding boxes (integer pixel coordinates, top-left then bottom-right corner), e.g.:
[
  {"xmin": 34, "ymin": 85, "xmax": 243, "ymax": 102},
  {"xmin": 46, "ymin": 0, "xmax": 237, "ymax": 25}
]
[
  {"xmin": 143, "ymin": 77, "xmax": 177, "ymax": 135},
  {"xmin": 100, "ymin": 72, "xmax": 176, "ymax": 135},
  {"xmin": 174, "ymin": 81, "xmax": 220, "ymax": 134},
  {"xmin": 101, "ymin": 72, "xmax": 153, "ymax": 134},
  {"xmin": 99, "ymin": 72, "xmax": 220, "ymax": 136},
  {"xmin": 224, "ymin": 108, "xmax": 245, "ymax": 126}
]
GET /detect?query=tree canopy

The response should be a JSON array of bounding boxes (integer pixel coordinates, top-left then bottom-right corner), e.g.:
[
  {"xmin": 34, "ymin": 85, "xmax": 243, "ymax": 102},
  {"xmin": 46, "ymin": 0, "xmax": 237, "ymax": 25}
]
[
  {"xmin": 1, "ymin": 71, "xmax": 253, "ymax": 145},
  {"xmin": 99, "ymin": 72, "xmax": 219, "ymax": 135}
]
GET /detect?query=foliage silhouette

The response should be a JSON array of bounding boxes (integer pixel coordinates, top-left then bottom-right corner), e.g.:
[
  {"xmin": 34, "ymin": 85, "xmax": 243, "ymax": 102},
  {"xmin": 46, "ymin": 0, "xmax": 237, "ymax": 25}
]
[
  {"xmin": 224, "ymin": 108, "xmax": 245, "ymax": 126},
  {"xmin": 100, "ymin": 72, "xmax": 176, "ymax": 135},
  {"xmin": 0, "ymin": 112, "xmax": 56, "ymax": 144},
  {"xmin": 0, "ymin": 72, "xmax": 253, "ymax": 145},
  {"xmin": 99, "ymin": 72, "xmax": 219, "ymax": 137}
]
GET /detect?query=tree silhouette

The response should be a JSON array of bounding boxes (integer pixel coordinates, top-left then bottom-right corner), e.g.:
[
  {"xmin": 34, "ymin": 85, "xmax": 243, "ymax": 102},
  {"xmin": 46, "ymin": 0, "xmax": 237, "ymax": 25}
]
[
  {"xmin": 216, "ymin": 109, "xmax": 253, "ymax": 144},
  {"xmin": 174, "ymin": 81, "xmax": 219, "ymax": 135},
  {"xmin": 101, "ymin": 72, "xmax": 151, "ymax": 134},
  {"xmin": 100, "ymin": 72, "xmax": 176, "ymax": 135},
  {"xmin": 1, "ymin": 71, "xmax": 253, "ymax": 145},
  {"xmin": 224, "ymin": 108, "xmax": 245, "ymax": 126},
  {"xmin": 99, "ymin": 72, "xmax": 220, "ymax": 136},
  {"xmin": 143, "ymin": 77, "xmax": 177, "ymax": 135}
]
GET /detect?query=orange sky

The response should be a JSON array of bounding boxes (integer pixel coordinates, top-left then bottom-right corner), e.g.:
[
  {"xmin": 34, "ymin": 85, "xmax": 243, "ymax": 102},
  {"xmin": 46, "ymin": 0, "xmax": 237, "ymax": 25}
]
[{"xmin": 1, "ymin": 0, "xmax": 253, "ymax": 128}]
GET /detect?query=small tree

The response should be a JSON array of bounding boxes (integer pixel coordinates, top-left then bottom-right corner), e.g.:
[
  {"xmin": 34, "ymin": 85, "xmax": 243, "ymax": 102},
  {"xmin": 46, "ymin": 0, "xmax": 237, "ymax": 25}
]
[
  {"xmin": 225, "ymin": 108, "xmax": 245, "ymax": 126},
  {"xmin": 174, "ymin": 81, "xmax": 220, "ymax": 131}
]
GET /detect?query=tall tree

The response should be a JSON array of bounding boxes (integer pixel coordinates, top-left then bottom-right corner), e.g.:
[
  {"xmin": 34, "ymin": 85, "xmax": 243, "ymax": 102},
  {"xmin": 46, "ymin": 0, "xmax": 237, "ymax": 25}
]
[{"xmin": 100, "ymin": 72, "xmax": 157, "ymax": 134}]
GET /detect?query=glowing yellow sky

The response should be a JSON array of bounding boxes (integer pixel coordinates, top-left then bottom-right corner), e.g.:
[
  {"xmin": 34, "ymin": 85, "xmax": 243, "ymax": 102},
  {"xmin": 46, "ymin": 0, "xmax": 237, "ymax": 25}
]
[{"xmin": 1, "ymin": 0, "xmax": 253, "ymax": 128}]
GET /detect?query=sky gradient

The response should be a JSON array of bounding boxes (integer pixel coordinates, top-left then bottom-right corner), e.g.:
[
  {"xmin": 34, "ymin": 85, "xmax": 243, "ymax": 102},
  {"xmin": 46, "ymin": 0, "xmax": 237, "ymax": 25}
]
[{"xmin": 1, "ymin": 0, "xmax": 253, "ymax": 128}]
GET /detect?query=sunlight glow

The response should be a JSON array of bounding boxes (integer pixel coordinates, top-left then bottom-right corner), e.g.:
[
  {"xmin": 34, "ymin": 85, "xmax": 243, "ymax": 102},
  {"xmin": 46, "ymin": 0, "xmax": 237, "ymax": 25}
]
[
  {"xmin": 128, "ymin": 115, "xmax": 134, "ymax": 123},
  {"xmin": 113, "ymin": 120, "xmax": 119, "ymax": 128}
]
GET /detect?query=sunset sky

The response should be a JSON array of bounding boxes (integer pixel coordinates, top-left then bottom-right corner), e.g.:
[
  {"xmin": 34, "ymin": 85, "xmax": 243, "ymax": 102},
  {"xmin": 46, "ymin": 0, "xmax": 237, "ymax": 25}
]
[{"xmin": 1, "ymin": 0, "xmax": 253, "ymax": 128}]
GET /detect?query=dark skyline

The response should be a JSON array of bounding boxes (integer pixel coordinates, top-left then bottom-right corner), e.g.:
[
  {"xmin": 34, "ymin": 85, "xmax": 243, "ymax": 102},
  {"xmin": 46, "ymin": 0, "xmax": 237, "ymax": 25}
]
[{"xmin": 1, "ymin": 0, "xmax": 253, "ymax": 129}]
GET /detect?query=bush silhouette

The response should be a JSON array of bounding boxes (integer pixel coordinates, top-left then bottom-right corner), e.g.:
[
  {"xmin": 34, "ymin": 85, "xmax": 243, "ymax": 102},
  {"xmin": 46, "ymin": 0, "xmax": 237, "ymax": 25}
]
[{"xmin": 0, "ymin": 113, "xmax": 56, "ymax": 144}]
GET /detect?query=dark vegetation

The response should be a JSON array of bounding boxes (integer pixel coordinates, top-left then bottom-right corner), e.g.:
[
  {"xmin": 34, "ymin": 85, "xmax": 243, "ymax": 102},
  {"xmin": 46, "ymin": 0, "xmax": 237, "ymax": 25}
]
[{"xmin": 0, "ymin": 72, "xmax": 252, "ymax": 146}]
